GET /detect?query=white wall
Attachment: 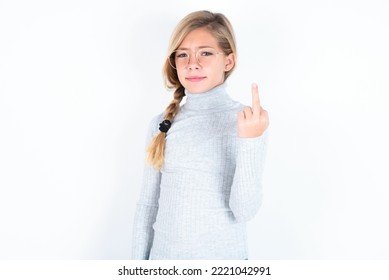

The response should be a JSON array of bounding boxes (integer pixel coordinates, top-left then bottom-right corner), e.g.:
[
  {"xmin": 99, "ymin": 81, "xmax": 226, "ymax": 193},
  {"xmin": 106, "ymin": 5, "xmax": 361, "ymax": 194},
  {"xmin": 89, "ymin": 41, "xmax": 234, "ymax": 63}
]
[{"xmin": 0, "ymin": 0, "xmax": 388, "ymax": 259}]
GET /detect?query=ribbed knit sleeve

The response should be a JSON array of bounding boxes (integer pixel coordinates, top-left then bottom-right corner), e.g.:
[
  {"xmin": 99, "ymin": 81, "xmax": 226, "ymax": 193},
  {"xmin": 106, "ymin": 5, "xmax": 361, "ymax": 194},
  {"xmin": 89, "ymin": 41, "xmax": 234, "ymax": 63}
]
[
  {"xmin": 229, "ymin": 128, "xmax": 269, "ymax": 222},
  {"xmin": 131, "ymin": 114, "xmax": 162, "ymax": 259}
]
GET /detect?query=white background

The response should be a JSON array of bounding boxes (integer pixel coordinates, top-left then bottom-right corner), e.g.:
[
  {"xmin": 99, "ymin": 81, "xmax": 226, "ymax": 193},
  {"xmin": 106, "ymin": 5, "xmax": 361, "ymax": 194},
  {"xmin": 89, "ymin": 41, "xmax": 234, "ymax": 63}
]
[{"xmin": 0, "ymin": 0, "xmax": 388, "ymax": 260}]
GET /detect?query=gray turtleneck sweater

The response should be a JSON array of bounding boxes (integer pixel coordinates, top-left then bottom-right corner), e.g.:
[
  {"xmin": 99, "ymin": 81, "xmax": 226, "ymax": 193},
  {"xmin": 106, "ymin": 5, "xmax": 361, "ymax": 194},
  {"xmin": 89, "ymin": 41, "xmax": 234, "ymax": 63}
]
[{"xmin": 131, "ymin": 83, "xmax": 268, "ymax": 260}]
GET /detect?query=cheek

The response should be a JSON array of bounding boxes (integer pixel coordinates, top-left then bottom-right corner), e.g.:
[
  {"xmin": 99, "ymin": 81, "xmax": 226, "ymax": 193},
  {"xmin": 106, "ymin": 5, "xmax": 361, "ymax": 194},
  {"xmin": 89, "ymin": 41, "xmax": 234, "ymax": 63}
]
[
  {"xmin": 213, "ymin": 63, "xmax": 226, "ymax": 79},
  {"xmin": 176, "ymin": 69, "xmax": 186, "ymax": 83},
  {"xmin": 216, "ymin": 59, "xmax": 227, "ymax": 72}
]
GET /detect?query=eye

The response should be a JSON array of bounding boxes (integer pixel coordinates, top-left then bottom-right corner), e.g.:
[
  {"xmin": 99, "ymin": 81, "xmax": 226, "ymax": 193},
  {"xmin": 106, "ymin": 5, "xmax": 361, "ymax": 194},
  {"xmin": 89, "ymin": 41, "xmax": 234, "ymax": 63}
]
[
  {"xmin": 200, "ymin": 50, "xmax": 215, "ymax": 56},
  {"xmin": 175, "ymin": 52, "xmax": 188, "ymax": 59}
]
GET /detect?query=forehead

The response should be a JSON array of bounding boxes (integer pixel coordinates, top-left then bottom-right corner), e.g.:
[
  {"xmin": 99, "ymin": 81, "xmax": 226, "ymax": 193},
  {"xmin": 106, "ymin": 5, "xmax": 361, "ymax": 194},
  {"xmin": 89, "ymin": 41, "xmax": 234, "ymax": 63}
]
[{"xmin": 178, "ymin": 27, "xmax": 219, "ymax": 49}]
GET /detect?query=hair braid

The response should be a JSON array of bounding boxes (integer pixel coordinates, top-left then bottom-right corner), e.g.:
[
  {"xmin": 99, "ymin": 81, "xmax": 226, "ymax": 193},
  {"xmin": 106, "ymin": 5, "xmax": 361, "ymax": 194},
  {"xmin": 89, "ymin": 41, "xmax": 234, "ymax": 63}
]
[{"xmin": 146, "ymin": 86, "xmax": 185, "ymax": 169}]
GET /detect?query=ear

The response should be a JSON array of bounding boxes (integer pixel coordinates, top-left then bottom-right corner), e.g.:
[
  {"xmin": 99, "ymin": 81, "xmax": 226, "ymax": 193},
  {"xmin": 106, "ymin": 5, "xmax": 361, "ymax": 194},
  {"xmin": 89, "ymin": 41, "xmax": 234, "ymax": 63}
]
[{"xmin": 224, "ymin": 53, "xmax": 235, "ymax": 72}]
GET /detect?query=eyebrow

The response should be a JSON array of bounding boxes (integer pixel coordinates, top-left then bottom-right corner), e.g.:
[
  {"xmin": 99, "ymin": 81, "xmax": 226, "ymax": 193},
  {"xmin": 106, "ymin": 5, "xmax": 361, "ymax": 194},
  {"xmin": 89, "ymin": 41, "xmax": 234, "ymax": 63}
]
[{"xmin": 177, "ymin": 46, "xmax": 214, "ymax": 50}]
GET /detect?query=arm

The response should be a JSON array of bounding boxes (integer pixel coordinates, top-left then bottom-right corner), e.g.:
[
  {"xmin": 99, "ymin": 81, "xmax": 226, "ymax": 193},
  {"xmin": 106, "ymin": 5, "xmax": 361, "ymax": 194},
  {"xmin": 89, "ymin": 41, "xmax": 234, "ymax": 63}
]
[
  {"xmin": 229, "ymin": 129, "xmax": 269, "ymax": 222},
  {"xmin": 229, "ymin": 83, "xmax": 270, "ymax": 222},
  {"xmin": 131, "ymin": 114, "xmax": 162, "ymax": 259}
]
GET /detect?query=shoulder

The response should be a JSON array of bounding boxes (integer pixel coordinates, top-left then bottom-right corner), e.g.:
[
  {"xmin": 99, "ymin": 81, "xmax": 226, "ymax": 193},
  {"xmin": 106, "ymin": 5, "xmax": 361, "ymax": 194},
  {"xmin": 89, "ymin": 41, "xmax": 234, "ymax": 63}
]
[
  {"xmin": 224, "ymin": 100, "xmax": 247, "ymax": 115},
  {"xmin": 149, "ymin": 112, "xmax": 164, "ymax": 127},
  {"xmin": 233, "ymin": 100, "xmax": 247, "ymax": 110},
  {"xmin": 144, "ymin": 112, "xmax": 164, "ymax": 142}
]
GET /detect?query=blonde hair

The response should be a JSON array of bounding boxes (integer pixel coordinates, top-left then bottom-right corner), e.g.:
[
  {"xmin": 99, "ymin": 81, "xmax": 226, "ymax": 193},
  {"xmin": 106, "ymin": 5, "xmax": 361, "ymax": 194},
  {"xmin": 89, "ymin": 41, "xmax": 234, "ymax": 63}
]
[{"xmin": 146, "ymin": 10, "xmax": 237, "ymax": 169}]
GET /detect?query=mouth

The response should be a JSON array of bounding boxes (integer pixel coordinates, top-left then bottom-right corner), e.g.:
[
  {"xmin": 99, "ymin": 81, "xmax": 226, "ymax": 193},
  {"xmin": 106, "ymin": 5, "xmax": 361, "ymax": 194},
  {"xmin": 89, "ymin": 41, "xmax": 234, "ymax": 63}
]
[{"xmin": 186, "ymin": 76, "xmax": 206, "ymax": 82}]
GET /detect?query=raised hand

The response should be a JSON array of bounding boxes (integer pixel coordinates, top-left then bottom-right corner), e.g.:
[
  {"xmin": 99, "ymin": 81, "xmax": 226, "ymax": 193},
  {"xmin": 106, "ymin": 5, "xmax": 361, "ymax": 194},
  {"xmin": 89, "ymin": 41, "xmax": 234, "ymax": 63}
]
[{"xmin": 237, "ymin": 83, "xmax": 269, "ymax": 138}]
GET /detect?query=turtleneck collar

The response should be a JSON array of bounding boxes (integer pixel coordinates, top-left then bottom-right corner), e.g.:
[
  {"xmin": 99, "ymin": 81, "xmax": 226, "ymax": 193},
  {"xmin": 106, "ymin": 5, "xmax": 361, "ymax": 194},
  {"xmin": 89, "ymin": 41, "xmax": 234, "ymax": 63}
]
[{"xmin": 182, "ymin": 83, "xmax": 234, "ymax": 112}]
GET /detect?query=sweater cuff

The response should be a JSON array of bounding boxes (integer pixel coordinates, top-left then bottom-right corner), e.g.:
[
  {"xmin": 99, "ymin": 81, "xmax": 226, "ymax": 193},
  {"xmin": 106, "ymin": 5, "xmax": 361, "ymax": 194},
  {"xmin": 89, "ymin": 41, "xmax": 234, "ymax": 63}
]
[{"xmin": 236, "ymin": 129, "xmax": 268, "ymax": 168}]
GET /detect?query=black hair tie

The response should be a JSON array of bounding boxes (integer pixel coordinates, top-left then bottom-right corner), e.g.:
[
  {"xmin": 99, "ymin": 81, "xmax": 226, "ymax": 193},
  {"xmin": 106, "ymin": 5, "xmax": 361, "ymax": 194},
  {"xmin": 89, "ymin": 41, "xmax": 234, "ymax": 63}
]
[{"xmin": 159, "ymin": 119, "xmax": 172, "ymax": 133}]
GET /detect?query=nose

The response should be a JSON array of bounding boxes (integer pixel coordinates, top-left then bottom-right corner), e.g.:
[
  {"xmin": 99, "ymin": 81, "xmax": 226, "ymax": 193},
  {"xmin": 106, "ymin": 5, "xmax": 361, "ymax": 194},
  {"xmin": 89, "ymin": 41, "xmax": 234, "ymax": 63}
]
[{"xmin": 186, "ymin": 53, "xmax": 201, "ymax": 69}]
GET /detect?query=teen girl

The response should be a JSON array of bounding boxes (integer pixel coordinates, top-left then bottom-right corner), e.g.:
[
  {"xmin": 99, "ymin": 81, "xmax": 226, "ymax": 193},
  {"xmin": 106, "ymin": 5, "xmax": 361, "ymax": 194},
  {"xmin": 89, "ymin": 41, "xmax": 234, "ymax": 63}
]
[{"xmin": 131, "ymin": 10, "xmax": 269, "ymax": 260}]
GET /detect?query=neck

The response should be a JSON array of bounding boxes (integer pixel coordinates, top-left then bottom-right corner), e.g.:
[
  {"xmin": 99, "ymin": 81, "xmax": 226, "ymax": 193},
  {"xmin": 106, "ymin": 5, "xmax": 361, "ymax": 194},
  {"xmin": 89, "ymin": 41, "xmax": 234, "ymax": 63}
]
[{"xmin": 183, "ymin": 83, "xmax": 234, "ymax": 112}]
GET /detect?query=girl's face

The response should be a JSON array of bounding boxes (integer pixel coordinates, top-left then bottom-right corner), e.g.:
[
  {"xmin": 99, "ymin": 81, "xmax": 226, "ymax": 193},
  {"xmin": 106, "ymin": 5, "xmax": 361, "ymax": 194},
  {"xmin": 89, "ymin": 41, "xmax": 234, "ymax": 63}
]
[{"xmin": 175, "ymin": 27, "xmax": 235, "ymax": 94}]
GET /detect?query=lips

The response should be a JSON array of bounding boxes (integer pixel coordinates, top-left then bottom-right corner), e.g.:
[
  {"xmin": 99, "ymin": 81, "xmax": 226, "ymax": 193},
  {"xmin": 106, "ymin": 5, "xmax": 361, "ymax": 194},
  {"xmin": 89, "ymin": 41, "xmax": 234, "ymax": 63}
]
[{"xmin": 186, "ymin": 76, "xmax": 206, "ymax": 82}]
